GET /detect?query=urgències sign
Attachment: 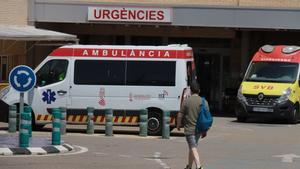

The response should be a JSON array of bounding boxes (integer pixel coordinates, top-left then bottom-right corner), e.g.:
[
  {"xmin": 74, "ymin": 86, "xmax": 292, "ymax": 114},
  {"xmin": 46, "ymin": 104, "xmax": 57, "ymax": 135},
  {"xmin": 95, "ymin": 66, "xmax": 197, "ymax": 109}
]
[{"xmin": 88, "ymin": 6, "xmax": 172, "ymax": 23}]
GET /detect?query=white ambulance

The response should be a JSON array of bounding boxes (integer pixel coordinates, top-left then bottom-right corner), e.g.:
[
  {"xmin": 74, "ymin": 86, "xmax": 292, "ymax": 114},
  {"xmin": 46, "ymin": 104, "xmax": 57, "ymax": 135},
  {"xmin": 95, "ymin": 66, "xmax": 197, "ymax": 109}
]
[{"xmin": 0, "ymin": 44, "xmax": 194, "ymax": 135}]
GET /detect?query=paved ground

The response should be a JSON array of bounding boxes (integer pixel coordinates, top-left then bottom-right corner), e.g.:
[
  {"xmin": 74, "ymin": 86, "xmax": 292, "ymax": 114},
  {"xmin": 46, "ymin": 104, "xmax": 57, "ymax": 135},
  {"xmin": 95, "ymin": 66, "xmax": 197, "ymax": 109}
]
[{"xmin": 0, "ymin": 117, "xmax": 299, "ymax": 169}]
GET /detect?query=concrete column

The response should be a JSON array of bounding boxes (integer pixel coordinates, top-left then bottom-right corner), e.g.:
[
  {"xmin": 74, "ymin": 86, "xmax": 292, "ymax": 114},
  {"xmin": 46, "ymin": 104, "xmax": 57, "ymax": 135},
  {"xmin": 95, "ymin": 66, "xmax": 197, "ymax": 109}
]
[{"xmin": 241, "ymin": 31, "xmax": 250, "ymax": 74}]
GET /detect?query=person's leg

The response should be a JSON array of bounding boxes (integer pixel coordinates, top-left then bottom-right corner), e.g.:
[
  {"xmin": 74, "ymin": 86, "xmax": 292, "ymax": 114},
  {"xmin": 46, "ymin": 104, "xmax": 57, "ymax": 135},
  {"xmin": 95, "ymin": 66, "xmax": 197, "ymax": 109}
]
[
  {"xmin": 191, "ymin": 147, "xmax": 201, "ymax": 168},
  {"xmin": 185, "ymin": 135, "xmax": 194, "ymax": 169},
  {"xmin": 193, "ymin": 134, "xmax": 203, "ymax": 169},
  {"xmin": 188, "ymin": 149, "xmax": 193, "ymax": 168},
  {"xmin": 186, "ymin": 134, "xmax": 202, "ymax": 168}
]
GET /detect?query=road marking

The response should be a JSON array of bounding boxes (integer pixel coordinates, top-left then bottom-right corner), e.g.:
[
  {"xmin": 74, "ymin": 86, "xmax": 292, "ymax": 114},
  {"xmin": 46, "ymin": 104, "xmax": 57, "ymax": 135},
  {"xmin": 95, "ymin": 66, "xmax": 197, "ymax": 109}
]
[
  {"xmin": 273, "ymin": 154, "xmax": 300, "ymax": 163},
  {"xmin": 119, "ymin": 154, "xmax": 132, "ymax": 158},
  {"xmin": 153, "ymin": 152, "xmax": 170, "ymax": 169},
  {"xmin": 94, "ymin": 152, "xmax": 108, "ymax": 156},
  {"xmin": 220, "ymin": 126, "xmax": 254, "ymax": 132}
]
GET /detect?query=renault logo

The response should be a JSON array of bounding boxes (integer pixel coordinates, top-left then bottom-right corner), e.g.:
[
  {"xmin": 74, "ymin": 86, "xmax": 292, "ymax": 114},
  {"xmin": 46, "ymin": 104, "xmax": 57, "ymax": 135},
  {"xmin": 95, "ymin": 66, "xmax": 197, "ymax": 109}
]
[{"xmin": 258, "ymin": 93, "xmax": 264, "ymax": 101}]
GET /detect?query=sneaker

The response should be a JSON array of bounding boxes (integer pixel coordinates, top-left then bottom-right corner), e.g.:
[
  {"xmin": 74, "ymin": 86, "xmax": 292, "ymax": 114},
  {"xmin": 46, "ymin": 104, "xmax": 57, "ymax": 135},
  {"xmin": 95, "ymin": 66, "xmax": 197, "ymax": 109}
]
[
  {"xmin": 197, "ymin": 166, "xmax": 204, "ymax": 169},
  {"xmin": 184, "ymin": 165, "xmax": 191, "ymax": 169}
]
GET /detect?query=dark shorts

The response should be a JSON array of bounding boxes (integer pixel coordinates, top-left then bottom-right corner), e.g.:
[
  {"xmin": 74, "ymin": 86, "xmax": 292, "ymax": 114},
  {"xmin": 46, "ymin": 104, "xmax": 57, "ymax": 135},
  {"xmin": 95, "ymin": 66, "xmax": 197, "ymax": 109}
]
[{"xmin": 185, "ymin": 134, "xmax": 201, "ymax": 149}]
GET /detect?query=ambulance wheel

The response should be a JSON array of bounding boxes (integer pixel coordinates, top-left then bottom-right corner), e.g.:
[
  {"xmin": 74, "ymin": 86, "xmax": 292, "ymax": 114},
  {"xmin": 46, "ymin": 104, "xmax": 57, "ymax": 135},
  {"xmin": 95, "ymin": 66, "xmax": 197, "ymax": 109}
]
[
  {"xmin": 288, "ymin": 105, "xmax": 299, "ymax": 124},
  {"xmin": 31, "ymin": 113, "xmax": 44, "ymax": 130},
  {"xmin": 148, "ymin": 109, "xmax": 162, "ymax": 135}
]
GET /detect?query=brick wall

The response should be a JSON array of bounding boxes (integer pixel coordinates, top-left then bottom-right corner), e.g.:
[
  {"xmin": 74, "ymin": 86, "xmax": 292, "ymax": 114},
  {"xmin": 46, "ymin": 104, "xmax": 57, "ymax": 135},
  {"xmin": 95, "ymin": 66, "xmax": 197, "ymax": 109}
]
[{"xmin": 0, "ymin": 0, "xmax": 28, "ymax": 25}]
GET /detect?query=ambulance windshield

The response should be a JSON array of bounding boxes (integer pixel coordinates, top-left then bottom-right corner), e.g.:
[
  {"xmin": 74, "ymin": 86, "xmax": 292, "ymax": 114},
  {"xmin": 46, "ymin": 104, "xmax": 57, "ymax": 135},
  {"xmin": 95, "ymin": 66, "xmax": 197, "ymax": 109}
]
[{"xmin": 245, "ymin": 62, "xmax": 299, "ymax": 83}]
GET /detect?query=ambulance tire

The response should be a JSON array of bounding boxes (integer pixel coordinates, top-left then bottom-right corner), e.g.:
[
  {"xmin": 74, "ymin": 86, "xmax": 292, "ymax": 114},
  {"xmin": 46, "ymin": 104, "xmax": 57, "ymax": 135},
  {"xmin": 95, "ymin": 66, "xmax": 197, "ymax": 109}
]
[
  {"xmin": 31, "ymin": 113, "xmax": 45, "ymax": 131},
  {"xmin": 288, "ymin": 105, "xmax": 299, "ymax": 124},
  {"xmin": 147, "ymin": 109, "xmax": 162, "ymax": 135}
]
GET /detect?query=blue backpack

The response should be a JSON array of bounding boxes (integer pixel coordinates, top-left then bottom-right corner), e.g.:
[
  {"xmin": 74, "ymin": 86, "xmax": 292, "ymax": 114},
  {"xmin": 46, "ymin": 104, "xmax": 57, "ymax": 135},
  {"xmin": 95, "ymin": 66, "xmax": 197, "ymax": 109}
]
[{"xmin": 196, "ymin": 97, "xmax": 213, "ymax": 133}]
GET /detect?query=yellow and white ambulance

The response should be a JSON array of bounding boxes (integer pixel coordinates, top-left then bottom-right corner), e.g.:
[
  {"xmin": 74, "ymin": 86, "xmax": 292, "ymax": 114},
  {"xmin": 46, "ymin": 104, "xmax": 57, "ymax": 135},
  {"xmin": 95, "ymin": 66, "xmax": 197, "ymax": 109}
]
[{"xmin": 236, "ymin": 45, "xmax": 300, "ymax": 123}]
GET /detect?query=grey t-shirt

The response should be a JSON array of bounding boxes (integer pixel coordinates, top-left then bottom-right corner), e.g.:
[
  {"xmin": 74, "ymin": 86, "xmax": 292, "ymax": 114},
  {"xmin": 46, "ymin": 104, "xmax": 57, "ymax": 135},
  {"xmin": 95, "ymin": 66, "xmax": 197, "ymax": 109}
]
[{"xmin": 180, "ymin": 94, "xmax": 209, "ymax": 135}]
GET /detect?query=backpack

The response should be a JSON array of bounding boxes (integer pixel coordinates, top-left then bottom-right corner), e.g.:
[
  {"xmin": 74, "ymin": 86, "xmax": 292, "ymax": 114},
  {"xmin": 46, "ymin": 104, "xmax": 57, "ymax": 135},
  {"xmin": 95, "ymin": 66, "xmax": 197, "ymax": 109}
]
[{"xmin": 195, "ymin": 97, "xmax": 213, "ymax": 133}]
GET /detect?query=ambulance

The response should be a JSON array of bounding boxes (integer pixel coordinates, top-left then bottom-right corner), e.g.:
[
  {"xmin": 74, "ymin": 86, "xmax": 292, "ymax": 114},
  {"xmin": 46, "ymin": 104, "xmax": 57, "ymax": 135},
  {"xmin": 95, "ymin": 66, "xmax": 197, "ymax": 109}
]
[
  {"xmin": 236, "ymin": 45, "xmax": 300, "ymax": 123},
  {"xmin": 0, "ymin": 44, "xmax": 195, "ymax": 135}
]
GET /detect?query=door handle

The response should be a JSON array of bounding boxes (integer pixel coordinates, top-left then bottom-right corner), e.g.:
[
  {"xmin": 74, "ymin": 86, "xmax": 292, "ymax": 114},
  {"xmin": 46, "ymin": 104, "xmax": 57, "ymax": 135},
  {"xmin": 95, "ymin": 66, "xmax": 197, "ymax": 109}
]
[{"xmin": 57, "ymin": 90, "xmax": 67, "ymax": 95}]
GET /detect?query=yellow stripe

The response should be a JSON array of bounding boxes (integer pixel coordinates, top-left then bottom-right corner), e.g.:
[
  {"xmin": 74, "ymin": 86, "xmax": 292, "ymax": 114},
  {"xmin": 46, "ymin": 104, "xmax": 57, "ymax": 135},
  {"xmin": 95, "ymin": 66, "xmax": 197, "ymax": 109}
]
[
  {"xmin": 118, "ymin": 117, "xmax": 123, "ymax": 123},
  {"xmin": 75, "ymin": 115, "xmax": 81, "ymax": 122},
  {"xmin": 35, "ymin": 114, "xmax": 52, "ymax": 122},
  {"xmin": 82, "ymin": 115, "xmax": 87, "ymax": 122},
  {"xmin": 132, "ymin": 116, "xmax": 138, "ymax": 123},
  {"xmin": 95, "ymin": 116, "xmax": 101, "ymax": 123},
  {"xmin": 68, "ymin": 115, "xmax": 74, "ymax": 122},
  {"xmin": 48, "ymin": 115, "xmax": 52, "ymax": 121}
]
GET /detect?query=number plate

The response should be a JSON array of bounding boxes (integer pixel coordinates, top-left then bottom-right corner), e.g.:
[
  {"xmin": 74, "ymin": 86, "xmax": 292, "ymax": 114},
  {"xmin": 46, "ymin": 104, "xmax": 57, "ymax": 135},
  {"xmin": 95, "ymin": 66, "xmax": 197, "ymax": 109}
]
[{"xmin": 253, "ymin": 107, "xmax": 274, "ymax": 112}]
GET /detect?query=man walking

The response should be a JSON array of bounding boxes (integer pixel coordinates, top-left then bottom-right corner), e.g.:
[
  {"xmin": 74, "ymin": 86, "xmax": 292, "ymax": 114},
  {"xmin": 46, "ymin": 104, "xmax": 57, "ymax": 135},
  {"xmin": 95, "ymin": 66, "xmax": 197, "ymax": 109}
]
[{"xmin": 177, "ymin": 81, "xmax": 209, "ymax": 169}]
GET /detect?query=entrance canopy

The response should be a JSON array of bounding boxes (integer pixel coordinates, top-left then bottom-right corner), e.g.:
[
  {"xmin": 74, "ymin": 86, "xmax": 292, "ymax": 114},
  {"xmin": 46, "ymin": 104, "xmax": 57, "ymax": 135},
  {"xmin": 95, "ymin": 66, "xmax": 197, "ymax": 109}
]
[{"xmin": 0, "ymin": 25, "xmax": 78, "ymax": 42}]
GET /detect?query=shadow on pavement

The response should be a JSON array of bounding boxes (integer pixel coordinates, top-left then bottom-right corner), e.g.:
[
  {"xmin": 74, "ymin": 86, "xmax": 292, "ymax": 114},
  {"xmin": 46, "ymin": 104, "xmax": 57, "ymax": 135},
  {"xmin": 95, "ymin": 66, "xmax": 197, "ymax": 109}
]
[
  {"xmin": 21, "ymin": 125, "xmax": 186, "ymax": 137},
  {"xmin": 230, "ymin": 116, "xmax": 299, "ymax": 126}
]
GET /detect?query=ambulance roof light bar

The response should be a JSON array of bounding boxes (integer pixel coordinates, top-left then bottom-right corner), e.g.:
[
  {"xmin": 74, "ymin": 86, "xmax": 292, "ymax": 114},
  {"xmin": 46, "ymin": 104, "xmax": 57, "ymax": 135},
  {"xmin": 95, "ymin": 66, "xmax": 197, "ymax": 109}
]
[
  {"xmin": 282, "ymin": 46, "xmax": 300, "ymax": 54},
  {"xmin": 261, "ymin": 45, "xmax": 274, "ymax": 53}
]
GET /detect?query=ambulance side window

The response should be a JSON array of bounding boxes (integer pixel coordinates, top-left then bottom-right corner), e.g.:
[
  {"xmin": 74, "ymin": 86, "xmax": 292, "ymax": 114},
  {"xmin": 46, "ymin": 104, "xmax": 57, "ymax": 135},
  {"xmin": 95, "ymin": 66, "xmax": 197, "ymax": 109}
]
[{"xmin": 36, "ymin": 59, "xmax": 68, "ymax": 87}]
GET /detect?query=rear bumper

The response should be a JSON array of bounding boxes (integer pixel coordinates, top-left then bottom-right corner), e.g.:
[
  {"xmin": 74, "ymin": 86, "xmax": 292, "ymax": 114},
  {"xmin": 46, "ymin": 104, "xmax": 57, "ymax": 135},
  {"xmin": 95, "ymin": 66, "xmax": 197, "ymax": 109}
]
[{"xmin": 0, "ymin": 100, "xmax": 9, "ymax": 122}]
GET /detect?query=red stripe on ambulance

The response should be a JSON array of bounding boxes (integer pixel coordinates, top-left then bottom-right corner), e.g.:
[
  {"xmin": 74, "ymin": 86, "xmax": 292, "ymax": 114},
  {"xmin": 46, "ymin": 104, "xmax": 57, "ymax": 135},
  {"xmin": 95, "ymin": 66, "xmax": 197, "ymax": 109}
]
[{"xmin": 50, "ymin": 47, "xmax": 193, "ymax": 59}]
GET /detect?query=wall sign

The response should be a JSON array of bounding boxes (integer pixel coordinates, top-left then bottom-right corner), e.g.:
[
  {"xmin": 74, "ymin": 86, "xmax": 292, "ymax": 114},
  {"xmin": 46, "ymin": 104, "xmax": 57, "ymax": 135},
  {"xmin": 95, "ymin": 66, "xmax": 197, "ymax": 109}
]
[{"xmin": 88, "ymin": 6, "xmax": 172, "ymax": 23}]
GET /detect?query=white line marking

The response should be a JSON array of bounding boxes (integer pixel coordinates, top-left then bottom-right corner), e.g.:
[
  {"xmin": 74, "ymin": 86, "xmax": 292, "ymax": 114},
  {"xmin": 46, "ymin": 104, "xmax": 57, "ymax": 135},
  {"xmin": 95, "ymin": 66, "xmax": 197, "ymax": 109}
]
[
  {"xmin": 273, "ymin": 154, "xmax": 300, "ymax": 163},
  {"xmin": 94, "ymin": 152, "xmax": 108, "ymax": 156},
  {"xmin": 119, "ymin": 154, "xmax": 132, "ymax": 158},
  {"xmin": 153, "ymin": 152, "xmax": 170, "ymax": 169}
]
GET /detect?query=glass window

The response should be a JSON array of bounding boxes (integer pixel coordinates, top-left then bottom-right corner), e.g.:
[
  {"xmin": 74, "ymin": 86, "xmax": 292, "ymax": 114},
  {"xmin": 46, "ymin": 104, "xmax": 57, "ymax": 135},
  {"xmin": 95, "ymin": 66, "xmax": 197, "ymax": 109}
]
[
  {"xmin": 126, "ymin": 61, "xmax": 176, "ymax": 86},
  {"xmin": 36, "ymin": 59, "xmax": 68, "ymax": 87},
  {"xmin": 245, "ymin": 62, "xmax": 299, "ymax": 83},
  {"xmin": 74, "ymin": 60, "xmax": 125, "ymax": 85}
]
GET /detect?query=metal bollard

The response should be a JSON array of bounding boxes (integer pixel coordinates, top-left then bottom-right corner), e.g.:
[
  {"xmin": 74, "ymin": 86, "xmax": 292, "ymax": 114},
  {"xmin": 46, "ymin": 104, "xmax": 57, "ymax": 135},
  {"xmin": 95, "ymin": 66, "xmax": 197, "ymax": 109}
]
[
  {"xmin": 24, "ymin": 106, "xmax": 32, "ymax": 138},
  {"xmin": 60, "ymin": 107, "xmax": 67, "ymax": 135},
  {"xmin": 19, "ymin": 112, "xmax": 30, "ymax": 147},
  {"xmin": 139, "ymin": 109, "xmax": 148, "ymax": 137},
  {"xmin": 8, "ymin": 105, "xmax": 17, "ymax": 133},
  {"xmin": 87, "ymin": 107, "xmax": 95, "ymax": 134},
  {"xmin": 52, "ymin": 108, "xmax": 61, "ymax": 145},
  {"xmin": 105, "ymin": 109, "xmax": 113, "ymax": 136},
  {"xmin": 162, "ymin": 110, "xmax": 170, "ymax": 139}
]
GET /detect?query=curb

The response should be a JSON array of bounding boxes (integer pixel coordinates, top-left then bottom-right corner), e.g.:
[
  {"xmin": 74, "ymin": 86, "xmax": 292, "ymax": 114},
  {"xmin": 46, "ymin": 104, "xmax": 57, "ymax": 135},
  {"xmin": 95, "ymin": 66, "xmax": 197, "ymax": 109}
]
[{"xmin": 0, "ymin": 143, "xmax": 74, "ymax": 156}]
